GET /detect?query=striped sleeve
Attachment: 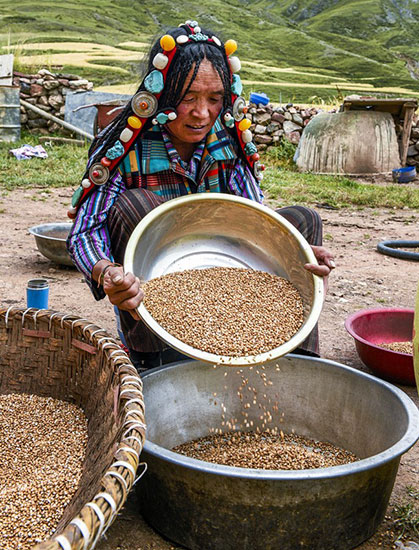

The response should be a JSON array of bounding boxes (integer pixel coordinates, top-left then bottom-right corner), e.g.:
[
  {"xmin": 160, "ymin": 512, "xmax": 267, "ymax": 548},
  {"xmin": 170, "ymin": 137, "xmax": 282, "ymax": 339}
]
[
  {"xmin": 66, "ymin": 170, "xmax": 126, "ymax": 300},
  {"xmin": 227, "ymin": 158, "xmax": 264, "ymax": 203}
]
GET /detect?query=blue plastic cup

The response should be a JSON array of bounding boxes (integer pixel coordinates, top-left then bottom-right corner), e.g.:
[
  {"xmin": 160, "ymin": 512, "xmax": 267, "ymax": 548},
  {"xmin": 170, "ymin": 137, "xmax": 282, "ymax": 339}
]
[{"xmin": 26, "ymin": 278, "xmax": 49, "ymax": 309}]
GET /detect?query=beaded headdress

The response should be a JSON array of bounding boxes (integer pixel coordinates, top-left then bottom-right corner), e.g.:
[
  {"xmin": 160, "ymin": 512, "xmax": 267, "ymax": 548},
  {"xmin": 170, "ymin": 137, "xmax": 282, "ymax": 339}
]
[{"xmin": 68, "ymin": 20, "xmax": 265, "ymax": 218}]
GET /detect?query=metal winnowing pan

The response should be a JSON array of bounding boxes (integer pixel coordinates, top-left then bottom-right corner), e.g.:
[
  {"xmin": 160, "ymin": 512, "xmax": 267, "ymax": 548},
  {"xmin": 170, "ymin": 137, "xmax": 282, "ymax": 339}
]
[{"xmin": 20, "ymin": 98, "xmax": 94, "ymax": 141}]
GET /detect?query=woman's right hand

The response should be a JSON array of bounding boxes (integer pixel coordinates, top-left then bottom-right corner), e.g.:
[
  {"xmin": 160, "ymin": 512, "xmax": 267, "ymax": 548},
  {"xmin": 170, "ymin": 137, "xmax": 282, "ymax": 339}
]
[{"xmin": 102, "ymin": 265, "xmax": 144, "ymax": 320}]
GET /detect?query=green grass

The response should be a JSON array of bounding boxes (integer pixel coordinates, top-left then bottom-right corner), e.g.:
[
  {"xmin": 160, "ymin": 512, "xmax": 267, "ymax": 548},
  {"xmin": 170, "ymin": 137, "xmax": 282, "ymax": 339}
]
[
  {"xmin": 262, "ymin": 165, "xmax": 419, "ymax": 209},
  {"xmin": 0, "ymin": 133, "xmax": 88, "ymax": 190},
  {"xmin": 261, "ymin": 145, "xmax": 419, "ymax": 209},
  {"xmin": 392, "ymin": 486, "xmax": 419, "ymax": 540}
]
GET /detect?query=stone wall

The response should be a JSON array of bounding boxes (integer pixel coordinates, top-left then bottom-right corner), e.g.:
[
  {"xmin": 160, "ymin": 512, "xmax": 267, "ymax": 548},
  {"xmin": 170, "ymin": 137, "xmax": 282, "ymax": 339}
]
[
  {"xmin": 246, "ymin": 102, "xmax": 322, "ymax": 151},
  {"xmin": 406, "ymin": 125, "xmax": 419, "ymax": 167},
  {"xmin": 13, "ymin": 69, "xmax": 93, "ymax": 135}
]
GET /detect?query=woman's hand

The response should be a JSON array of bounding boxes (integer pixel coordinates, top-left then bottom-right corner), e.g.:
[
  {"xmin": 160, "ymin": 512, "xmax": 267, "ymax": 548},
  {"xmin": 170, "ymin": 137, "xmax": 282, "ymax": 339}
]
[
  {"xmin": 304, "ymin": 245, "xmax": 336, "ymax": 294},
  {"xmin": 304, "ymin": 245, "xmax": 336, "ymax": 277},
  {"xmin": 102, "ymin": 265, "xmax": 144, "ymax": 320}
]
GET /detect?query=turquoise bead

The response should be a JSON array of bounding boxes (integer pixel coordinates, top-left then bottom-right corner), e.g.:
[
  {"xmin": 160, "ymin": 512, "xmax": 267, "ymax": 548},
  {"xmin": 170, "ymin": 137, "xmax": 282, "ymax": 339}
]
[
  {"xmin": 144, "ymin": 70, "xmax": 164, "ymax": 94},
  {"xmin": 245, "ymin": 142, "xmax": 258, "ymax": 155},
  {"xmin": 190, "ymin": 33, "xmax": 209, "ymax": 42},
  {"xmin": 71, "ymin": 186, "xmax": 84, "ymax": 208},
  {"xmin": 106, "ymin": 140, "xmax": 124, "ymax": 160},
  {"xmin": 156, "ymin": 112, "xmax": 169, "ymax": 124},
  {"xmin": 231, "ymin": 74, "xmax": 243, "ymax": 95}
]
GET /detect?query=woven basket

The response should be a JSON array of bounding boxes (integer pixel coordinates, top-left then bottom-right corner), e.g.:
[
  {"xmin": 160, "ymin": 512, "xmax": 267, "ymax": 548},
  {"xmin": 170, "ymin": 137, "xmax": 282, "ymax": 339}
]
[{"xmin": 0, "ymin": 306, "xmax": 146, "ymax": 550}]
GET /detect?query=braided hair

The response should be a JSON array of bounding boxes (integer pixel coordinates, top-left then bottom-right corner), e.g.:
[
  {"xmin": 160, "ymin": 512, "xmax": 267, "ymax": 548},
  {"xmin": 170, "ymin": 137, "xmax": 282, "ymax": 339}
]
[{"xmin": 86, "ymin": 26, "xmax": 233, "ymax": 171}]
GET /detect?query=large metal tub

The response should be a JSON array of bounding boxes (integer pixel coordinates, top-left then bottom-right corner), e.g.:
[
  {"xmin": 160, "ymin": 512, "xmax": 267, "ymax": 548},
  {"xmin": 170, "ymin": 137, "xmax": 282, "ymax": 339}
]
[{"xmin": 138, "ymin": 356, "xmax": 419, "ymax": 550}]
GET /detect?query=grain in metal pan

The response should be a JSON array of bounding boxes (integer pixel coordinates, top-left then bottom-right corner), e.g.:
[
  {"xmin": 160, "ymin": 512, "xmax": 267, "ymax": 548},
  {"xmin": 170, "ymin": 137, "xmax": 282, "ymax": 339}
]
[{"xmin": 143, "ymin": 267, "xmax": 304, "ymax": 356}]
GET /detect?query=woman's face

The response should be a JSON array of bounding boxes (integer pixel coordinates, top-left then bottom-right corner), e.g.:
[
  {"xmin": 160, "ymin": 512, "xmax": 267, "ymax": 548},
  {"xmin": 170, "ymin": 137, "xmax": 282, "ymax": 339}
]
[{"xmin": 166, "ymin": 58, "xmax": 224, "ymax": 153}]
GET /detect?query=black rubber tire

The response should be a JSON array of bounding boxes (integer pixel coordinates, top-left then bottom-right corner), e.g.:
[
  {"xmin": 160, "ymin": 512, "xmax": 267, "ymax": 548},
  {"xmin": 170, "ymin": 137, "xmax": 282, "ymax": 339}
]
[{"xmin": 377, "ymin": 240, "xmax": 419, "ymax": 261}]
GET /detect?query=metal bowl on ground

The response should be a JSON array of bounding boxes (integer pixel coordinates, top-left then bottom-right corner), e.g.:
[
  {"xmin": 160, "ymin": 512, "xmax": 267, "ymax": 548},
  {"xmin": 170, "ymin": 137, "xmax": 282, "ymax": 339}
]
[
  {"xmin": 138, "ymin": 356, "xmax": 419, "ymax": 550},
  {"xmin": 124, "ymin": 194, "xmax": 324, "ymax": 366},
  {"xmin": 345, "ymin": 308, "xmax": 415, "ymax": 385},
  {"xmin": 29, "ymin": 222, "xmax": 74, "ymax": 267}
]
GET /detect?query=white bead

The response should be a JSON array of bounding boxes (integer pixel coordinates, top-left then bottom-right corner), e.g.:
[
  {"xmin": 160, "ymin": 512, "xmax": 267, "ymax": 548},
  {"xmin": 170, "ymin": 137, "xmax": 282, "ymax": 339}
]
[
  {"xmin": 120, "ymin": 127, "xmax": 133, "ymax": 143},
  {"xmin": 194, "ymin": 26, "xmax": 201, "ymax": 33},
  {"xmin": 68, "ymin": 206, "xmax": 77, "ymax": 215},
  {"xmin": 185, "ymin": 20, "xmax": 192, "ymax": 25},
  {"xmin": 152, "ymin": 118, "xmax": 158, "ymax": 125},
  {"xmin": 229, "ymin": 56, "xmax": 241, "ymax": 73},
  {"xmin": 167, "ymin": 112, "xmax": 177, "ymax": 120},
  {"xmin": 257, "ymin": 172, "xmax": 264, "ymax": 181},
  {"xmin": 81, "ymin": 178, "xmax": 91, "ymax": 188},
  {"xmin": 212, "ymin": 36, "xmax": 221, "ymax": 46},
  {"xmin": 177, "ymin": 35, "xmax": 189, "ymax": 44},
  {"xmin": 224, "ymin": 113, "xmax": 232, "ymax": 121},
  {"xmin": 153, "ymin": 53, "xmax": 169, "ymax": 70},
  {"xmin": 241, "ymin": 130, "xmax": 253, "ymax": 143}
]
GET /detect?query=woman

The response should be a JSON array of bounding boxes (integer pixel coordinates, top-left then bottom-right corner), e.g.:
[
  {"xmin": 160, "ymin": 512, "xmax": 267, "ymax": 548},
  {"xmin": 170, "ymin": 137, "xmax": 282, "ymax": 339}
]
[{"xmin": 67, "ymin": 21, "xmax": 335, "ymax": 372}]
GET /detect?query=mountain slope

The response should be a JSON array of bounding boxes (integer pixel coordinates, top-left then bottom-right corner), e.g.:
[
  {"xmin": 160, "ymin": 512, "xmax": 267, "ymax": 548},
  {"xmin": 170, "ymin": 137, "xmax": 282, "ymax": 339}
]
[{"xmin": 0, "ymin": 0, "xmax": 418, "ymax": 102}]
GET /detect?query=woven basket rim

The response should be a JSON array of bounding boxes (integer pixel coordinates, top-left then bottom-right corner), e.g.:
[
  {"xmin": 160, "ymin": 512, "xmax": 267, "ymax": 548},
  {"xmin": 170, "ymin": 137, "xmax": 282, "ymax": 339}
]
[{"xmin": 0, "ymin": 306, "xmax": 146, "ymax": 550}]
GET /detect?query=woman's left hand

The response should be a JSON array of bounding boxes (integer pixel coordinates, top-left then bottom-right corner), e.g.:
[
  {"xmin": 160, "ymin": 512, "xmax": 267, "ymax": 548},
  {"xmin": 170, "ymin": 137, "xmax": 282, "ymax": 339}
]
[{"xmin": 304, "ymin": 245, "xmax": 336, "ymax": 278}]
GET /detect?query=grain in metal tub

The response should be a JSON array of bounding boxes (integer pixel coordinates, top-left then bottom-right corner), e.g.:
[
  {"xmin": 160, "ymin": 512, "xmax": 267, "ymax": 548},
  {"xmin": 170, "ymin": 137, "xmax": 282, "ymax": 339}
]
[
  {"xmin": 0, "ymin": 306, "xmax": 145, "ymax": 550},
  {"xmin": 138, "ymin": 356, "xmax": 419, "ymax": 550}
]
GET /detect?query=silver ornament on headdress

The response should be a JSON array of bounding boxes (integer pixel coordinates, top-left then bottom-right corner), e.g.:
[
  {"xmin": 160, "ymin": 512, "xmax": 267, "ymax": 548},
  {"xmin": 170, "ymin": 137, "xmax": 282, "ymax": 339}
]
[
  {"xmin": 131, "ymin": 92, "xmax": 158, "ymax": 118},
  {"xmin": 232, "ymin": 97, "xmax": 246, "ymax": 122},
  {"xmin": 89, "ymin": 163, "xmax": 110, "ymax": 186}
]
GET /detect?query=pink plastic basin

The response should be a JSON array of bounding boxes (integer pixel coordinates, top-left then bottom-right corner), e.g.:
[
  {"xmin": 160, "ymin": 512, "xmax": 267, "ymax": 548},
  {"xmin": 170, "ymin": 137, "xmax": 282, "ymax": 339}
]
[{"xmin": 345, "ymin": 308, "xmax": 415, "ymax": 385}]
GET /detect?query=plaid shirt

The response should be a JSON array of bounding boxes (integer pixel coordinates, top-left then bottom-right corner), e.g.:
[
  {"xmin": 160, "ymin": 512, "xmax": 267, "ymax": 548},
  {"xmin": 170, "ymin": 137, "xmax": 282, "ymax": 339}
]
[{"xmin": 67, "ymin": 116, "xmax": 263, "ymax": 298}]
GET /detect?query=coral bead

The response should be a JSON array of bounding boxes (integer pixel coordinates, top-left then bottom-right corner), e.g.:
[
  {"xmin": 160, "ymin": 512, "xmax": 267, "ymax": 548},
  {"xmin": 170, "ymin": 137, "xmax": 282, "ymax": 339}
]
[
  {"xmin": 67, "ymin": 207, "xmax": 77, "ymax": 219},
  {"xmin": 160, "ymin": 34, "xmax": 176, "ymax": 51},
  {"xmin": 238, "ymin": 118, "xmax": 251, "ymax": 131},
  {"xmin": 224, "ymin": 39, "xmax": 238, "ymax": 57},
  {"xmin": 251, "ymin": 153, "xmax": 260, "ymax": 162},
  {"xmin": 101, "ymin": 157, "xmax": 112, "ymax": 167}
]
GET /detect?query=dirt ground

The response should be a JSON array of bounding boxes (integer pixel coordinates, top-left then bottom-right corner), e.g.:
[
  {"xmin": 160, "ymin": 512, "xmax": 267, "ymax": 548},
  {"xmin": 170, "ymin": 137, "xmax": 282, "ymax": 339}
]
[{"xmin": 0, "ymin": 186, "xmax": 418, "ymax": 549}]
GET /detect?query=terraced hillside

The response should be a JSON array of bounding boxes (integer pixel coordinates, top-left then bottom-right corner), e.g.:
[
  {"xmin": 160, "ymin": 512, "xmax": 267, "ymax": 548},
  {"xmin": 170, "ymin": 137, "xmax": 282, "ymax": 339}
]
[{"xmin": 1, "ymin": 0, "xmax": 418, "ymax": 103}]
